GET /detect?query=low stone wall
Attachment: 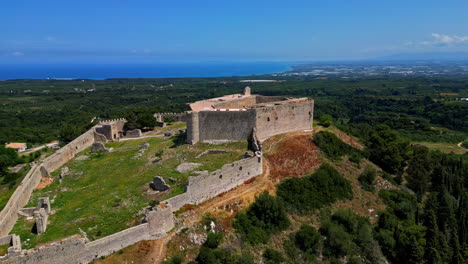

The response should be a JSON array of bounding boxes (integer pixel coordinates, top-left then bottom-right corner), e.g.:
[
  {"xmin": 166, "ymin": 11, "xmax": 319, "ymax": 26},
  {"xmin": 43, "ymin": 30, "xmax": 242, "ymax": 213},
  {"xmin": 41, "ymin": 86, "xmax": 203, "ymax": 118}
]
[
  {"xmin": 124, "ymin": 129, "xmax": 142, "ymax": 138},
  {"xmin": 86, "ymin": 224, "xmax": 155, "ymax": 261},
  {"xmin": 0, "ymin": 205, "xmax": 174, "ymax": 264},
  {"xmin": 166, "ymin": 153, "xmax": 262, "ymax": 210}
]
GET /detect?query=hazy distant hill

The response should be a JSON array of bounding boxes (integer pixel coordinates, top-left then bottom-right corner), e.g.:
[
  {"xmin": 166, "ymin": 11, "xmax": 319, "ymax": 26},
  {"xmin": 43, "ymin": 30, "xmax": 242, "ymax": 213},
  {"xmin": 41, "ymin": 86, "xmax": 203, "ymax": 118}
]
[{"xmin": 376, "ymin": 51, "xmax": 468, "ymax": 61}]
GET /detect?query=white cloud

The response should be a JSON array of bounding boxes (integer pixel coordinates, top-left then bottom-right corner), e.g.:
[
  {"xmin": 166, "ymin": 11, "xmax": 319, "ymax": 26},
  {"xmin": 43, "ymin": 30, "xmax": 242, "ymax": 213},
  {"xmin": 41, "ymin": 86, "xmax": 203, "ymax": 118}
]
[{"xmin": 409, "ymin": 33, "xmax": 468, "ymax": 47}]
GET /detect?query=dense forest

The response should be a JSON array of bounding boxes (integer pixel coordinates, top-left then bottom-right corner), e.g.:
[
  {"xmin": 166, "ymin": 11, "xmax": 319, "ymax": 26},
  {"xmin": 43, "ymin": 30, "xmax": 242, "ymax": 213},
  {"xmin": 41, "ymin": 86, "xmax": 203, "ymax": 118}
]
[{"xmin": 0, "ymin": 76, "xmax": 467, "ymax": 263}]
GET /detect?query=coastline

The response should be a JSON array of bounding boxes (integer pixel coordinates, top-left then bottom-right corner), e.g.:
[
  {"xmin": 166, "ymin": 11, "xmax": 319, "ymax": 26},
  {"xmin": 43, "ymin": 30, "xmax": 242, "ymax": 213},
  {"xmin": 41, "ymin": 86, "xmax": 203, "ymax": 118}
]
[{"xmin": 0, "ymin": 62, "xmax": 292, "ymax": 80}]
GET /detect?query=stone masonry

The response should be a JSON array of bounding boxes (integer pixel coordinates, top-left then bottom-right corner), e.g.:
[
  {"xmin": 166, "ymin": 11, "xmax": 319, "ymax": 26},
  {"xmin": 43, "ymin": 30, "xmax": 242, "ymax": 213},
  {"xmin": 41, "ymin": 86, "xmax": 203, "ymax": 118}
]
[{"xmin": 154, "ymin": 87, "xmax": 314, "ymax": 144}]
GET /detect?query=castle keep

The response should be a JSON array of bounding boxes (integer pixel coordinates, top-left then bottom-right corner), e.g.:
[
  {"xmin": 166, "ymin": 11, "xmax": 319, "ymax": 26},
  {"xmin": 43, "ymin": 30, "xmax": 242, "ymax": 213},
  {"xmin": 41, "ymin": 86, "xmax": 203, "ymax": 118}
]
[{"xmin": 183, "ymin": 87, "xmax": 314, "ymax": 144}]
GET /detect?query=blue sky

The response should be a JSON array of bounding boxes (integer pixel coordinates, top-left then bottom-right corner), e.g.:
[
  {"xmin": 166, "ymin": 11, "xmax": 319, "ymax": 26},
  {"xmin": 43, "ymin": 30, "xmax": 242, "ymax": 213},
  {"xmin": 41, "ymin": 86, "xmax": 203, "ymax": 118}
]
[{"xmin": 2, "ymin": 0, "xmax": 468, "ymax": 63}]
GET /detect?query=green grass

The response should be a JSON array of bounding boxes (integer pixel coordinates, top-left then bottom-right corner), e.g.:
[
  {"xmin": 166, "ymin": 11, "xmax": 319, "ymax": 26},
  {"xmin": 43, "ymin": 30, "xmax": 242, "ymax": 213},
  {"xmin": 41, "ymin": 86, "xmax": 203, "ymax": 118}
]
[
  {"xmin": 0, "ymin": 243, "xmax": 10, "ymax": 256},
  {"xmin": 414, "ymin": 141, "xmax": 468, "ymax": 154},
  {"xmin": 11, "ymin": 128, "xmax": 247, "ymax": 248}
]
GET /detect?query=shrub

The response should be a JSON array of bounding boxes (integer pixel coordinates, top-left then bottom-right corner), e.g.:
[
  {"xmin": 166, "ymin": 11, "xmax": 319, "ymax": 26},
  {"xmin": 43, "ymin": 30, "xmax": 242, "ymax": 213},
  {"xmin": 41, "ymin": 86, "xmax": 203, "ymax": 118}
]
[
  {"xmin": 149, "ymin": 200, "xmax": 160, "ymax": 207},
  {"xmin": 313, "ymin": 131, "xmax": 362, "ymax": 161},
  {"xmin": 462, "ymin": 141, "xmax": 468, "ymax": 149},
  {"xmin": 263, "ymin": 248, "xmax": 285, "ymax": 264},
  {"xmin": 196, "ymin": 247, "xmax": 254, "ymax": 264},
  {"xmin": 204, "ymin": 232, "xmax": 223, "ymax": 249},
  {"xmin": 164, "ymin": 255, "xmax": 183, "ymax": 264},
  {"xmin": 358, "ymin": 166, "xmax": 376, "ymax": 191},
  {"xmin": 319, "ymin": 114, "xmax": 333, "ymax": 127},
  {"xmin": 164, "ymin": 116, "xmax": 176, "ymax": 123},
  {"xmin": 294, "ymin": 225, "xmax": 320, "ymax": 257},
  {"xmin": 233, "ymin": 191, "xmax": 290, "ymax": 244},
  {"xmin": 320, "ymin": 209, "xmax": 373, "ymax": 258},
  {"xmin": 277, "ymin": 163, "xmax": 353, "ymax": 212}
]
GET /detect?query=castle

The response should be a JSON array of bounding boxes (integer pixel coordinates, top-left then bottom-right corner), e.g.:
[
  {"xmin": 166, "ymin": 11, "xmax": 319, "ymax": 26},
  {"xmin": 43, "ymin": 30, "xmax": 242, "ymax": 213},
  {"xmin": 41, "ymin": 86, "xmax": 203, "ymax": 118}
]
[
  {"xmin": 156, "ymin": 87, "xmax": 314, "ymax": 144},
  {"xmin": 0, "ymin": 87, "xmax": 314, "ymax": 263}
]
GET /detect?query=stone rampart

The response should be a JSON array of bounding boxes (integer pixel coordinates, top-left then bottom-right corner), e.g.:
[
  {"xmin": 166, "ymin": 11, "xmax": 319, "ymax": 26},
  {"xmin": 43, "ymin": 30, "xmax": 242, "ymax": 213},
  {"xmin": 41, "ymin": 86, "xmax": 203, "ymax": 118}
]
[
  {"xmin": 85, "ymin": 223, "xmax": 156, "ymax": 261},
  {"xmin": 154, "ymin": 113, "xmax": 186, "ymax": 123},
  {"xmin": 0, "ymin": 205, "xmax": 174, "ymax": 264},
  {"xmin": 254, "ymin": 99, "xmax": 314, "ymax": 140},
  {"xmin": 166, "ymin": 154, "xmax": 262, "ymax": 210},
  {"xmin": 0, "ymin": 126, "xmax": 97, "ymax": 236},
  {"xmin": 193, "ymin": 110, "xmax": 255, "ymax": 143}
]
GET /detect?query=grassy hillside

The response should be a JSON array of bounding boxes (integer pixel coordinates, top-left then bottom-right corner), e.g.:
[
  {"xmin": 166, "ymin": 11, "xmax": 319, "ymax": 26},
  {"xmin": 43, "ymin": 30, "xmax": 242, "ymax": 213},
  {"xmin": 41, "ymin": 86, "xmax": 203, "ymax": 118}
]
[{"xmin": 12, "ymin": 125, "xmax": 248, "ymax": 249}]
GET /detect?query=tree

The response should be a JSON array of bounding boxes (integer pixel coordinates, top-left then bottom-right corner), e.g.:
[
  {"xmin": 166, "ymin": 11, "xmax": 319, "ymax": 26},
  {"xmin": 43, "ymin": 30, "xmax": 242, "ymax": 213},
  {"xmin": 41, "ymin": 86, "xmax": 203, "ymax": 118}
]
[
  {"xmin": 319, "ymin": 114, "xmax": 333, "ymax": 127},
  {"xmin": 367, "ymin": 125, "xmax": 409, "ymax": 174},
  {"xmin": 204, "ymin": 232, "xmax": 223, "ymax": 249},
  {"xmin": 406, "ymin": 145, "xmax": 432, "ymax": 200},
  {"xmin": 294, "ymin": 225, "xmax": 320, "ymax": 256},
  {"xmin": 0, "ymin": 146, "xmax": 22, "ymax": 176},
  {"xmin": 233, "ymin": 191, "xmax": 289, "ymax": 244},
  {"xmin": 59, "ymin": 123, "xmax": 83, "ymax": 143},
  {"xmin": 358, "ymin": 166, "xmax": 376, "ymax": 191}
]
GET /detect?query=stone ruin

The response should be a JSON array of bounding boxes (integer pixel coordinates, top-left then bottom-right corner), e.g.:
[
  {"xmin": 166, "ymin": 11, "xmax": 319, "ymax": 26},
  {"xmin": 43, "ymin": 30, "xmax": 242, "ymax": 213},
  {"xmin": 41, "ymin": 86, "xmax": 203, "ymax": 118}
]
[
  {"xmin": 17, "ymin": 197, "xmax": 51, "ymax": 234},
  {"xmin": 90, "ymin": 142, "xmax": 112, "ymax": 153},
  {"xmin": 149, "ymin": 176, "xmax": 170, "ymax": 192}
]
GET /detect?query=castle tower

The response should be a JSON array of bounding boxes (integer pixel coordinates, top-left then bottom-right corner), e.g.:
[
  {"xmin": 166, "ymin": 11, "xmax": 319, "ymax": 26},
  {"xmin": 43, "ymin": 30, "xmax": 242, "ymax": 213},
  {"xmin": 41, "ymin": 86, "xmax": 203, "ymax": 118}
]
[{"xmin": 244, "ymin": 86, "xmax": 251, "ymax": 96}]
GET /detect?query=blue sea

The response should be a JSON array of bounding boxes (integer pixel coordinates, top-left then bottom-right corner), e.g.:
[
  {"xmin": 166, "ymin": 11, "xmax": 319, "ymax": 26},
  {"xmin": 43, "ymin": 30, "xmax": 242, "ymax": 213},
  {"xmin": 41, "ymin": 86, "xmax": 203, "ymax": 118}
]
[{"xmin": 0, "ymin": 62, "xmax": 291, "ymax": 80}]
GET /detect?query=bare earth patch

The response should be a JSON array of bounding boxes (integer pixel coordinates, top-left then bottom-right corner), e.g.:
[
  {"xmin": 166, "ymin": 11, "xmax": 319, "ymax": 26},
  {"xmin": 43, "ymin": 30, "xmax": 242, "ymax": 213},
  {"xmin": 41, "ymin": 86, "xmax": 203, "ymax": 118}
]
[
  {"xmin": 35, "ymin": 177, "xmax": 53, "ymax": 190},
  {"xmin": 264, "ymin": 132, "xmax": 322, "ymax": 180}
]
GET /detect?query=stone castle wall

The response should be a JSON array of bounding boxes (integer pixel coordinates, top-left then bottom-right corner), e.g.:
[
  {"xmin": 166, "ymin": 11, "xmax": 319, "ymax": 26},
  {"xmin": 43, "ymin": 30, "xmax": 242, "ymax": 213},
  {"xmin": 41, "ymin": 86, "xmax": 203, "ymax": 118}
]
[
  {"xmin": 0, "ymin": 126, "xmax": 97, "ymax": 236},
  {"xmin": 254, "ymin": 99, "xmax": 314, "ymax": 140},
  {"xmin": 154, "ymin": 113, "xmax": 187, "ymax": 123},
  {"xmin": 95, "ymin": 119, "xmax": 126, "ymax": 141},
  {"xmin": 187, "ymin": 110, "xmax": 256, "ymax": 143},
  {"xmin": 166, "ymin": 153, "xmax": 262, "ymax": 210},
  {"xmin": 185, "ymin": 96, "xmax": 314, "ymax": 144},
  {"xmin": 0, "ymin": 205, "xmax": 173, "ymax": 264}
]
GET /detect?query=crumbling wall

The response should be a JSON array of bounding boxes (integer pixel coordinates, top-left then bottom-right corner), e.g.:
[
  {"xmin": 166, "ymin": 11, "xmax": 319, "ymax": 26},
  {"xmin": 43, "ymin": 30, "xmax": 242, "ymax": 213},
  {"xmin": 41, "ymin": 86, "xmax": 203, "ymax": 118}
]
[
  {"xmin": 166, "ymin": 154, "xmax": 262, "ymax": 210},
  {"xmin": 124, "ymin": 129, "xmax": 142, "ymax": 138},
  {"xmin": 254, "ymin": 99, "xmax": 314, "ymax": 140}
]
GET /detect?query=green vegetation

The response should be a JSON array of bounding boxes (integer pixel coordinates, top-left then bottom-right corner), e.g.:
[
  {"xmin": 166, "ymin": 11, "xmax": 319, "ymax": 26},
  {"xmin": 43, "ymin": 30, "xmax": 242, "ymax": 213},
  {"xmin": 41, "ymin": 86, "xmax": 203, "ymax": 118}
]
[
  {"xmin": 1, "ymin": 76, "xmax": 467, "ymax": 263},
  {"xmin": 319, "ymin": 114, "xmax": 333, "ymax": 127},
  {"xmin": 233, "ymin": 191, "xmax": 290, "ymax": 245},
  {"xmin": 294, "ymin": 225, "xmax": 321, "ymax": 260},
  {"xmin": 262, "ymin": 248, "xmax": 284, "ymax": 264},
  {"xmin": 12, "ymin": 131, "xmax": 248, "ymax": 248},
  {"xmin": 415, "ymin": 141, "xmax": 468, "ymax": 154},
  {"xmin": 313, "ymin": 131, "xmax": 362, "ymax": 161},
  {"xmin": 195, "ymin": 232, "xmax": 254, "ymax": 264},
  {"xmin": 276, "ymin": 163, "xmax": 353, "ymax": 212},
  {"xmin": 164, "ymin": 254, "xmax": 184, "ymax": 264},
  {"xmin": 203, "ymin": 232, "xmax": 223, "ymax": 249},
  {"xmin": 320, "ymin": 209, "xmax": 384, "ymax": 262},
  {"xmin": 367, "ymin": 124, "xmax": 410, "ymax": 174},
  {"xmin": 358, "ymin": 166, "xmax": 376, "ymax": 192}
]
